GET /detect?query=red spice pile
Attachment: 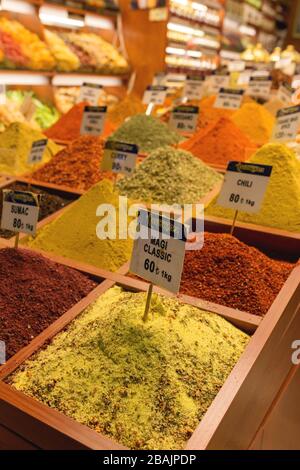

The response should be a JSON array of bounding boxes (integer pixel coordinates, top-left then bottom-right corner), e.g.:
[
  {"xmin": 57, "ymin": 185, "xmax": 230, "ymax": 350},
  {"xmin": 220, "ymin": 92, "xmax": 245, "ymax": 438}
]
[
  {"xmin": 0, "ymin": 248, "xmax": 97, "ymax": 359},
  {"xmin": 31, "ymin": 135, "xmax": 113, "ymax": 191},
  {"xmin": 180, "ymin": 233, "xmax": 294, "ymax": 316},
  {"xmin": 180, "ymin": 117, "xmax": 257, "ymax": 167}
]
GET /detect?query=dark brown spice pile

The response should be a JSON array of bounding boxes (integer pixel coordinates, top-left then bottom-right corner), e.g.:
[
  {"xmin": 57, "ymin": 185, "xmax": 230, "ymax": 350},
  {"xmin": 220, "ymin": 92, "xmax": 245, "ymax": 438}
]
[
  {"xmin": 0, "ymin": 248, "xmax": 97, "ymax": 360},
  {"xmin": 0, "ymin": 182, "xmax": 74, "ymax": 239},
  {"xmin": 180, "ymin": 233, "xmax": 295, "ymax": 316}
]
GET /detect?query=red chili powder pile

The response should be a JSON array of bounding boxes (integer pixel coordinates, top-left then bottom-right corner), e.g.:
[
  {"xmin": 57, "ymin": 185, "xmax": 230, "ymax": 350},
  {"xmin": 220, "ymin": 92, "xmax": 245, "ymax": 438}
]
[
  {"xmin": 44, "ymin": 101, "xmax": 114, "ymax": 141},
  {"xmin": 180, "ymin": 117, "xmax": 257, "ymax": 167},
  {"xmin": 30, "ymin": 135, "xmax": 113, "ymax": 191},
  {"xmin": 180, "ymin": 233, "xmax": 294, "ymax": 316},
  {"xmin": 0, "ymin": 248, "xmax": 97, "ymax": 359}
]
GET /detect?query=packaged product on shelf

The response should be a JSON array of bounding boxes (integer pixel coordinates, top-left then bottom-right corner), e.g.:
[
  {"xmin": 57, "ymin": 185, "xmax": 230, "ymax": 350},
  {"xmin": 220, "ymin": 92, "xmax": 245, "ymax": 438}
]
[
  {"xmin": 31, "ymin": 135, "xmax": 114, "ymax": 191},
  {"xmin": 0, "ymin": 17, "xmax": 55, "ymax": 70},
  {"xmin": 206, "ymin": 143, "xmax": 300, "ymax": 233},
  {"xmin": 116, "ymin": 146, "xmax": 222, "ymax": 205},
  {"xmin": 0, "ymin": 247, "xmax": 97, "ymax": 360},
  {"xmin": 43, "ymin": 29, "xmax": 80, "ymax": 72},
  {"xmin": 22, "ymin": 180, "xmax": 133, "ymax": 272},
  {"xmin": 0, "ymin": 122, "xmax": 60, "ymax": 175},
  {"xmin": 180, "ymin": 117, "xmax": 257, "ymax": 167},
  {"xmin": 180, "ymin": 233, "xmax": 295, "ymax": 317},
  {"xmin": 232, "ymin": 102, "xmax": 275, "ymax": 145},
  {"xmin": 109, "ymin": 114, "xmax": 183, "ymax": 153},
  {"xmin": 0, "ymin": 182, "xmax": 74, "ymax": 239},
  {"xmin": 54, "ymin": 86, "xmax": 119, "ymax": 114},
  {"xmin": 9, "ymin": 286, "xmax": 249, "ymax": 450}
]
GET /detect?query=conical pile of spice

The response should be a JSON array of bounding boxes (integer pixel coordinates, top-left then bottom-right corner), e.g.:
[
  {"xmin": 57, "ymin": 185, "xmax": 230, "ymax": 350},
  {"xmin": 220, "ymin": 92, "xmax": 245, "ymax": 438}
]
[
  {"xmin": 0, "ymin": 247, "xmax": 96, "ymax": 360},
  {"xmin": 0, "ymin": 122, "xmax": 60, "ymax": 175},
  {"xmin": 22, "ymin": 180, "xmax": 133, "ymax": 272},
  {"xmin": 30, "ymin": 135, "xmax": 113, "ymax": 192},
  {"xmin": 9, "ymin": 286, "xmax": 249, "ymax": 450},
  {"xmin": 206, "ymin": 143, "xmax": 300, "ymax": 233},
  {"xmin": 108, "ymin": 114, "xmax": 183, "ymax": 153},
  {"xmin": 232, "ymin": 102, "xmax": 275, "ymax": 145},
  {"xmin": 180, "ymin": 117, "xmax": 257, "ymax": 167},
  {"xmin": 181, "ymin": 233, "xmax": 294, "ymax": 316},
  {"xmin": 117, "ymin": 146, "xmax": 222, "ymax": 205},
  {"xmin": 107, "ymin": 94, "xmax": 145, "ymax": 127}
]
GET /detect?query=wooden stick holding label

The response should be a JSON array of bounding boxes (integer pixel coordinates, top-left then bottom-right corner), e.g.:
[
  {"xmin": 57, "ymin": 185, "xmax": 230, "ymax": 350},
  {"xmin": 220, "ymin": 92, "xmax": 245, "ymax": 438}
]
[
  {"xmin": 145, "ymin": 102, "xmax": 155, "ymax": 116},
  {"xmin": 14, "ymin": 232, "xmax": 20, "ymax": 249},
  {"xmin": 230, "ymin": 210, "xmax": 238, "ymax": 236},
  {"xmin": 143, "ymin": 283, "xmax": 154, "ymax": 322}
]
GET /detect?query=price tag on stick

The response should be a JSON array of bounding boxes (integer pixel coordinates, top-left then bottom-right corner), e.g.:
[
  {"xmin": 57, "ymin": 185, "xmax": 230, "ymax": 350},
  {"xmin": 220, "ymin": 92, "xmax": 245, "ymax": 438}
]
[
  {"xmin": 246, "ymin": 76, "xmax": 272, "ymax": 101},
  {"xmin": 217, "ymin": 161, "xmax": 272, "ymax": 235},
  {"xmin": 78, "ymin": 83, "xmax": 103, "ymax": 105},
  {"xmin": 271, "ymin": 105, "xmax": 300, "ymax": 142},
  {"xmin": 1, "ymin": 190, "xmax": 40, "ymax": 247},
  {"xmin": 27, "ymin": 139, "xmax": 48, "ymax": 165},
  {"xmin": 214, "ymin": 88, "xmax": 244, "ymax": 110},
  {"xmin": 207, "ymin": 72, "xmax": 230, "ymax": 94},
  {"xmin": 277, "ymin": 82, "xmax": 294, "ymax": 106},
  {"xmin": 143, "ymin": 85, "xmax": 167, "ymax": 105},
  {"xmin": 102, "ymin": 141, "xmax": 138, "ymax": 177},
  {"xmin": 169, "ymin": 105, "xmax": 199, "ymax": 133},
  {"xmin": 130, "ymin": 209, "xmax": 187, "ymax": 320},
  {"xmin": 80, "ymin": 105, "xmax": 107, "ymax": 136},
  {"xmin": 183, "ymin": 76, "xmax": 204, "ymax": 101}
]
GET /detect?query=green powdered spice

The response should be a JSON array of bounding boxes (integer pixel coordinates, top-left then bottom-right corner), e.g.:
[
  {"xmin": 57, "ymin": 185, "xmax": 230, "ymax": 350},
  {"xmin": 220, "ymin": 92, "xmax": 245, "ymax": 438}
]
[
  {"xmin": 206, "ymin": 143, "xmax": 300, "ymax": 233},
  {"xmin": 10, "ymin": 286, "xmax": 249, "ymax": 450},
  {"xmin": 108, "ymin": 114, "xmax": 183, "ymax": 153},
  {"xmin": 117, "ymin": 146, "xmax": 223, "ymax": 205}
]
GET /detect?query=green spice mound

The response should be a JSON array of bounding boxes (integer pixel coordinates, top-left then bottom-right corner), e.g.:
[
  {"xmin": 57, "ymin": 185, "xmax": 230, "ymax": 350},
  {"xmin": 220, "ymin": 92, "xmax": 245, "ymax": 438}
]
[
  {"xmin": 10, "ymin": 287, "xmax": 249, "ymax": 450},
  {"xmin": 108, "ymin": 114, "xmax": 183, "ymax": 153},
  {"xmin": 206, "ymin": 143, "xmax": 300, "ymax": 232},
  {"xmin": 117, "ymin": 146, "xmax": 223, "ymax": 205}
]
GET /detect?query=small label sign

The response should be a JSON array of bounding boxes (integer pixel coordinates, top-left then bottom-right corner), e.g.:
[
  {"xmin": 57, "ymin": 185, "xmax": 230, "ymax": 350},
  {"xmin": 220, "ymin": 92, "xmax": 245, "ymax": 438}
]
[
  {"xmin": 78, "ymin": 83, "xmax": 103, "ymax": 105},
  {"xmin": 272, "ymin": 105, "xmax": 300, "ymax": 142},
  {"xmin": 214, "ymin": 88, "xmax": 244, "ymax": 110},
  {"xmin": 246, "ymin": 76, "xmax": 272, "ymax": 100},
  {"xmin": 207, "ymin": 73, "xmax": 230, "ymax": 94},
  {"xmin": 143, "ymin": 85, "xmax": 167, "ymax": 105},
  {"xmin": 184, "ymin": 76, "xmax": 204, "ymax": 101},
  {"xmin": 277, "ymin": 82, "xmax": 294, "ymax": 106},
  {"xmin": 130, "ymin": 209, "xmax": 187, "ymax": 294},
  {"xmin": 28, "ymin": 139, "xmax": 48, "ymax": 165},
  {"xmin": 80, "ymin": 105, "xmax": 107, "ymax": 136},
  {"xmin": 102, "ymin": 141, "xmax": 138, "ymax": 176},
  {"xmin": 169, "ymin": 105, "xmax": 199, "ymax": 133},
  {"xmin": 1, "ymin": 190, "xmax": 40, "ymax": 235},
  {"xmin": 153, "ymin": 73, "xmax": 167, "ymax": 86},
  {"xmin": 217, "ymin": 161, "xmax": 272, "ymax": 213}
]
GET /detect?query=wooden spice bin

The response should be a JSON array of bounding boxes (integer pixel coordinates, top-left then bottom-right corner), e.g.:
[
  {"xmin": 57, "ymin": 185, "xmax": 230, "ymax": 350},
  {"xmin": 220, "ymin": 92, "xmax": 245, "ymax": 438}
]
[{"xmin": 0, "ymin": 250, "xmax": 299, "ymax": 450}]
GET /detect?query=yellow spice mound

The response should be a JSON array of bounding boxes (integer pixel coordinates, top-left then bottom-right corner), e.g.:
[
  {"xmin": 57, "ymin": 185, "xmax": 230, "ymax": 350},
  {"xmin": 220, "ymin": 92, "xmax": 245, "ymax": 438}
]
[
  {"xmin": 10, "ymin": 286, "xmax": 249, "ymax": 450},
  {"xmin": 232, "ymin": 102, "xmax": 275, "ymax": 146}
]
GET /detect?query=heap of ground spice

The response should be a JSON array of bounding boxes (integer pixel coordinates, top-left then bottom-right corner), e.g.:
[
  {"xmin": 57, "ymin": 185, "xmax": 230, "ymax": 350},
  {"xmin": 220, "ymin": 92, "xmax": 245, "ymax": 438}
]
[
  {"xmin": 44, "ymin": 102, "xmax": 115, "ymax": 142},
  {"xmin": 10, "ymin": 286, "xmax": 249, "ymax": 450},
  {"xmin": 0, "ymin": 248, "xmax": 96, "ymax": 360},
  {"xmin": 232, "ymin": 102, "xmax": 275, "ymax": 146},
  {"xmin": 180, "ymin": 117, "xmax": 257, "ymax": 167},
  {"xmin": 0, "ymin": 182, "xmax": 74, "ymax": 239},
  {"xmin": 30, "ymin": 135, "xmax": 113, "ymax": 191},
  {"xmin": 181, "ymin": 233, "xmax": 294, "ymax": 316},
  {"xmin": 23, "ymin": 180, "xmax": 134, "ymax": 272},
  {"xmin": 108, "ymin": 94, "xmax": 145, "ymax": 127},
  {"xmin": 206, "ymin": 143, "xmax": 300, "ymax": 233}
]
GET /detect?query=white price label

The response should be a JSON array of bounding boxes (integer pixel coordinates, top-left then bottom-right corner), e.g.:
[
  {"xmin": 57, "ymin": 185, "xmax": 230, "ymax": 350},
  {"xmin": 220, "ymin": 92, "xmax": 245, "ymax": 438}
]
[
  {"xmin": 102, "ymin": 141, "xmax": 138, "ymax": 176},
  {"xmin": 246, "ymin": 76, "xmax": 272, "ymax": 100},
  {"xmin": 80, "ymin": 105, "xmax": 107, "ymax": 136},
  {"xmin": 1, "ymin": 190, "xmax": 40, "ymax": 235},
  {"xmin": 228, "ymin": 61, "xmax": 246, "ymax": 72},
  {"xmin": 207, "ymin": 73, "xmax": 230, "ymax": 94},
  {"xmin": 183, "ymin": 76, "xmax": 204, "ymax": 101},
  {"xmin": 214, "ymin": 88, "xmax": 244, "ymax": 110},
  {"xmin": 130, "ymin": 210, "xmax": 187, "ymax": 294},
  {"xmin": 20, "ymin": 95, "xmax": 36, "ymax": 121},
  {"xmin": 277, "ymin": 83, "xmax": 294, "ymax": 106},
  {"xmin": 271, "ymin": 105, "xmax": 300, "ymax": 142},
  {"xmin": 143, "ymin": 85, "xmax": 167, "ymax": 105},
  {"xmin": 152, "ymin": 73, "xmax": 167, "ymax": 86},
  {"xmin": 217, "ymin": 161, "xmax": 272, "ymax": 214},
  {"xmin": 78, "ymin": 83, "xmax": 103, "ymax": 106},
  {"xmin": 27, "ymin": 139, "xmax": 48, "ymax": 165},
  {"xmin": 169, "ymin": 105, "xmax": 199, "ymax": 133}
]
